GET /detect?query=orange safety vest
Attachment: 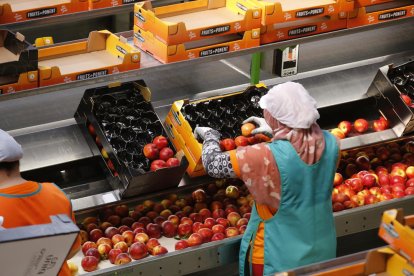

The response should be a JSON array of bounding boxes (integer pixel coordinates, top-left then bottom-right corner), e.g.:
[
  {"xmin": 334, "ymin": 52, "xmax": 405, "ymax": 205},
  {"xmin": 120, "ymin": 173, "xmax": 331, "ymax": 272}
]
[{"xmin": 0, "ymin": 181, "xmax": 80, "ymax": 276}]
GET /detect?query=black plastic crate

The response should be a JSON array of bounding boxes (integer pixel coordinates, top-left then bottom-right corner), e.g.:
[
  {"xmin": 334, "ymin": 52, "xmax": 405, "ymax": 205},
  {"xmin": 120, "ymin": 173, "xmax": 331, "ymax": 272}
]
[{"xmin": 75, "ymin": 80, "xmax": 188, "ymax": 198}]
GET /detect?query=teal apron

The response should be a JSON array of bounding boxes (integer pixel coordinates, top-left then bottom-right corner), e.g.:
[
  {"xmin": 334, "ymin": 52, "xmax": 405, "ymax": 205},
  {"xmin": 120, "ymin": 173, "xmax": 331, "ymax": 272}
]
[{"xmin": 239, "ymin": 131, "xmax": 338, "ymax": 276}]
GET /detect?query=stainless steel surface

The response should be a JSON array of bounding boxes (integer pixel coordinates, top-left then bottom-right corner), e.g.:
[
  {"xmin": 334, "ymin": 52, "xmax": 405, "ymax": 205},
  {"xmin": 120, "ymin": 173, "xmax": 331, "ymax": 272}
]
[
  {"xmin": 15, "ymin": 124, "xmax": 93, "ymax": 172},
  {"xmin": 334, "ymin": 195, "xmax": 414, "ymax": 237},
  {"xmin": 1, "ymin": 17, "xmax": 413, "ymax": 103}
]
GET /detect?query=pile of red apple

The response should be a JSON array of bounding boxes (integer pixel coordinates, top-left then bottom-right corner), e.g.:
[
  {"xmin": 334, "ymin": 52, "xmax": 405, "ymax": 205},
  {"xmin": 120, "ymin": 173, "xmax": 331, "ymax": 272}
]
[
  {"xmin": 332, "ymin": 139, "xmax": 414, "ymax": 212},
  {"xmin": 143, "ymin": 135, "xmax": 180, "ymax": 171},
  {"xmin": 330, "ymin": 117, "xmax": 389, "ymax": 140},
  {"xmin": 219, "ymin": 123, "xmax": 271, "ymax": 151},
  {"xmin": 77, "ymin": 180, "xmax": 252, "ymax": 271}
]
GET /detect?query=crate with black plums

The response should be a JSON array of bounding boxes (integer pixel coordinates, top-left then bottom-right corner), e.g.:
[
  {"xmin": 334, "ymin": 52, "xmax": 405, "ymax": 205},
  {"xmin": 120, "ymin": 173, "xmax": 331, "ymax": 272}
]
[
  {"xmin": 75, "ymin": 80, "xmax": 188, "ymax": 198},
  {"xmin": 165, "ymin": 84, "xmax": 268, "ymax": 177}
]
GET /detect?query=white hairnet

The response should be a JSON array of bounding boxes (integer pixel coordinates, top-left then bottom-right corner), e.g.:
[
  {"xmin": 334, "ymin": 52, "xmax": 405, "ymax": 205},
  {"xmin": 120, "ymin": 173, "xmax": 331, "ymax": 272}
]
[
  {"xmin": 259, "ymin": 82, "xmax": 319, "ymax": 129},
  {"xmin": 0, "ymin": 129, "xmax": 23, "ymax": 162}
]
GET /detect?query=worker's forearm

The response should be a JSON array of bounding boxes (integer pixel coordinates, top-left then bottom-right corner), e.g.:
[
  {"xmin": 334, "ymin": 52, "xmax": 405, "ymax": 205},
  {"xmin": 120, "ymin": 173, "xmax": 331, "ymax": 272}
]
[{"xmin": 202, "ymin": 130, "xmax": 236, "ymax": 178}]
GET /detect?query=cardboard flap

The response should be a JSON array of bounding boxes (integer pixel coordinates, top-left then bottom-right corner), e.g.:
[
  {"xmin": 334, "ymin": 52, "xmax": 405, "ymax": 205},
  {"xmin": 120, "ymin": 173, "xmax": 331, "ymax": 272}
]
[
  {"xmin": 208, "ymin": 0, "xmax": 226, "ymax": 9},
  {"xmin": 364, "ymin": 248, "xmax": 393, "ymax": 274},
  {"xmin": 87, "ymin": 31, "xmax": 107, "ymax": 52}
]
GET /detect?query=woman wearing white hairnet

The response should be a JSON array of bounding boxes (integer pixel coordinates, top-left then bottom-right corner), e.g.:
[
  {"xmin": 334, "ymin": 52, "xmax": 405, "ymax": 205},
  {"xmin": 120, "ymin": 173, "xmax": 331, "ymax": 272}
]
[{"xmin": 194, "ymin": 82, "xmax": 340, "ymax": 276}]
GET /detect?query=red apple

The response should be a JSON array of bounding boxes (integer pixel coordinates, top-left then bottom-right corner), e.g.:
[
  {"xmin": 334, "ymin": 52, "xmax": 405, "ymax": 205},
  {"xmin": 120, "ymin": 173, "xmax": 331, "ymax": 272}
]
[
  {"xmin": 159, "ymin": 147, "xmax": 174, "ymax": 161},
  {"xmin": 212, "ymin": 209, "xmax": 226, "ymax": 219},
  {"xmin": 405, "ymin": 187, "xmax": 414, "ymax": 195},
  {"xmin": 333, "ymin": 173, "xmax": 343, "ymax": 186},
  {"xmin": 111, "ymin": 234, "xmax": 125, "ymax": 245},
  {"xmin": 175, "ymin": 240, "xmax": 189, "ymax": 250},
  {"xmin": 204, "ymin": 218, "xmax": 216, "ymax": 229},
  {"xmin": 227, "ymin": 212, "xmax": 241, "ymax": 226},
  {"xmin": 146, "ymin": 223, "xmax": 162, "ymax": 239},
  {"xmin": 373, "ymin": 118, "xmax": 389, "ymax": 132},
  {"xmin": 161, "ymin": 220, "xmax": 177, "ymax": 238},
  {"xmin": 390, "ymin": 175, "xmax": 405, "ymax": 185},
  {"xmin": 192, "ymin": 189, "xmax": 207, "ymax": 203},
  {"xmin": 166, "ymin": 157, "xmax": 180, "ymax": 167},
  {"xmin": 146, "ymin": 238, "xmax": 160, "ymax": 253},
  {"xmin": 192, "ymin": 222, "xmax": 205, "ymax": 233},
  {"xmin": 177, "ymin": 223, "xmax": 192, "ymax": 239},
  {"xmin": 82, "ymin": 241, "xmax": 98, "ymax": 255},
  {"xmin": 216, "ymin": 218, "xmax": 230, "ymax": 228},
  {"xmin": 197, "ymin": 228, "xmax": 214, "ymax": 243},
  {"xmin": 81, "ymin": 256, "xmax": 99, "ymax": 272},
  {"xmin": 349, "ymin": 178, "xmax": 363, "ymax": 192},
  {"xmin": 154, "ymin": 215, "xmax": 167, "ymax": 226},
  {"xmin": 362, "ymin": 174, "xmax": 376, "ymax": 188},
  {"xmin": 114, "ymin": 253, "xmax": 132, "ymax": 265},
  {"xmin": 113, "ymin": 241, "xmax": 128, "ymax": 253},
  {"xmin": 152, "ymin": 245, "xmax": 168, "ymax": 256},
  {"xmin": 406, "ymin": 178, "xmax": 414, "ymax": 187},
  {"xmin": 378, "ymin": 173, "xmax": 390, "ymax": 186},
  {"xmin": 330, "ymin": 128, "xmax": 345, "ymax": 139},
  {"xmin": 121, "ymin": 230, "xmax": 134, "ymax": 246},
  {"xmin": 225, "ymin": 227, "xmax": 240, "ymax": 238},
  {"xmin": 380, "ymin": 185, "xmax": 393, "ymax": 195},
  {"xmin": 187, "ymin": 233, "xmax": 203, "ymax": 246},
  {"xmin": 239, "ymin": 225, "xmax": 247, "ymax": 234},
  {"xmin": 133, "ymin": 227, "xmax": 145, "ymax": 235},
  {"xmin": 189, "ymin": 213, "xmax": 203, "ymax": 223},
  {"xmin": 134, "ymin": 232, "xmax": 149, "ymax": 244},
  {"xmin": 150, "ymin": 160, "xmax": 167, "ymax": 171},
  {"xmin": 390, "ymin": 168, "xmax": 407, "ymax": 180},
  {"xmin": 199, "ymin": 208, "xmax": 212, "ymax": 221},
  {"xmin": 129, "ymin": 242, "xmax": 148, "ymax": 260},
  {"xmin": 143, "ymin": 143, "xmax": 159, "ymax": 160},
  {"xmin": 153, "ymin": 135, "xmax": 168, "ymax": 150},
  {"xmin": 211, "ymin": 232, "xmax": 226, "ymax": 241},
  {"xmin": 353, "ymin": 119, "xmax": 369, "ymax": 133},
  {"xmin": 180, "ymin": 217, "xmax": 193, "ymax": 226},
  {"xmin": 225, "ymin": 186, "xmax": 240, "ymax": 199},
  {"xmin": 332, "ymin": 202, "xmax": 345, "ymax": 212},
  {"xmin": 108, "ymin": 248, "xmax": 122, "ymax": 264},
  {"xmin": 369, "ymin": 187, "xmax": 381, "ymax": 196},
  {"xmin": 405, "ymin": 166, "xmax": 414, "ymax": 179},
  {"xmin": 393, "ymin": 190, "xmax": 405, "ymax": 198},
  {"xmin": 97, "ymin": 243, "xmax": 111, "ymax": 260},
  {"xmin": 212, "ymin": 224, "xmax": 226, "ymax": 234},
  {"xmin": 392, "ymin": 183, "xmax": 406, "ymax": 193},
  {"xmin": 220, "ymin": 138, "xmax": 236, "ymax": 151},
  {"xmin": 104, "ymin": 227, "xmax": 120, "ymax": 239},
  {"xmin": 89, "ymin": 228, "xmax": 104, "ymax": 243},
  {"xmin": 338, "ymin": 121, "xmax": 352, "ymax": 135},
  {"xmin": 236, "ymin": 218, "xmax": 248, "ymax": 228},
  {"xmin": 118, "ymin": 224, "xmax": 132, "ymax": 233},
  {"xmin": 96, "ymin": 237, "xmax": 112, "ymax": 248},
  {"xmin": 235, "ymin": 136, "xmax": 249, "ymax": 147},
  {"xmin": 85, "ymin": 248, "xmax": 101, "ymax": 260}
]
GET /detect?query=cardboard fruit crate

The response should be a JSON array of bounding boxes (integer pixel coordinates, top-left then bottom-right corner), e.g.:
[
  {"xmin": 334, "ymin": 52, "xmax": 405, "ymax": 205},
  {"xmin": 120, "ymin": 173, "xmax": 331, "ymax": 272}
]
[
  {"xmin": 133, "ymin": 25, "xmax": 260, "ymax": 63},
  {"xmin": 347, "ymin": 0, "xmax": 414, "ymax": 28},
  {"xmin": 89, "ymin": 0, "xmax": 140, "ymax": 10},
  {"xmin": 0, "ymin": 0, "xmax": 88, "ymax": 24},
  {"xmin": 244, "ymin": 0, "xmax": 354, "ymax": 26},
  {"xmin": 0, "ymin": 30, "xmax": 37, "ymax": 77},
  {"xmin": 355, "ymin": 0, "xmax": 394, "ymax": 7},
  {"xmin": 260, "ymin": 13, "xmax": 347, "ymax": 44},
  {"xmin": 165, "ymin": 84, "xmax": 267, "ymax": 177},
  {"xmin": 38, "ymin": 30, "xmax": 140, "ymax": 87},
  {"xmin": 134, "ymin": 0, "xmax": 261, "ymax": 45},
  {"xmin": 0, "ymin": 70, "xmax": 38, "ymax": 94},
  {"xmin": 379, "ymin": 209, "xmax": 414, "ymax": 263},
  {"xmin": 0, "ymin": 215, "xmax": 79, "ymax": 276},
  {"xmin": 75, "ymin": 80, "xmax": 188, "ymax": 198}
]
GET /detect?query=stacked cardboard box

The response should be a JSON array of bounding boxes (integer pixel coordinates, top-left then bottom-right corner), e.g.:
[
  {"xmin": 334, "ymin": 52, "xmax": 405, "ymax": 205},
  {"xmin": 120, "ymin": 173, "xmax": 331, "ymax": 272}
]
[{"xmin": 133, "ymin": 0, "xmax": 262, "ymax": 63}]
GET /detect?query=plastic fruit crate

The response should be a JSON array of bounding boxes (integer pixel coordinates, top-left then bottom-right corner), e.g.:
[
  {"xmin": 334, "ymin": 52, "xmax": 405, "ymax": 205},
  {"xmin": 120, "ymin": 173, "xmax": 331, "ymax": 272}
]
[{"xmin": 75, "ymin": 80, "xmax": 188, "ymax": 198}]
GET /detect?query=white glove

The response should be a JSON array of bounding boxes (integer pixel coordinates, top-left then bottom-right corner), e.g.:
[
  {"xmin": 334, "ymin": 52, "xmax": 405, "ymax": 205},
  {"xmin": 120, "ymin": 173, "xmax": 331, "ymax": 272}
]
[
  {"xmin": 194, "ymin": 127, "xmax": 213, "ymax": 141},
  {"xmin": 243, "ymin": 116, "xmax": 273, "ymax": 138}
]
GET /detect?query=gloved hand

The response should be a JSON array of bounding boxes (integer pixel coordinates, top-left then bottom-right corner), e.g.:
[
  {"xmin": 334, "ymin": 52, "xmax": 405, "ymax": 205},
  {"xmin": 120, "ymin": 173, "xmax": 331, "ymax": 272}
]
[
  {"xmin": 243, "ymin": 116, "xmax": 273, "ymax": 138},
  {"xmin": 194, "ymin": 127, "xmax": 213, "ymax": 141}
]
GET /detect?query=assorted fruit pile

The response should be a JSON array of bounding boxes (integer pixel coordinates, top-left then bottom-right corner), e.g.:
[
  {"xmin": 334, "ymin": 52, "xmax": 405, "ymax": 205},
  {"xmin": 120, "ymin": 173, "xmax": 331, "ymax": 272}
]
[
  {"xmin": 330, "ymin": 117, "xmax": 389, "ymax": 140},
  {"xmin": 76, "ymin": 179, "xmax": 252, "ymax": 272},
  {"xmin": 332, "ymin": 139, "xmax": 414, "ymax": 211}
]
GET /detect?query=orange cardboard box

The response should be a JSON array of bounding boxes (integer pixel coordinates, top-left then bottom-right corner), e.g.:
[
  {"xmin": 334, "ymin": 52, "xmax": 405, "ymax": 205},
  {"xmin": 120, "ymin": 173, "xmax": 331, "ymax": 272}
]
[
  {"xmin": 379, "ymin": 209, "xmax": 414, "ymax": 264},
  {"xmin": 355, "ymin": 0, "xmax": 394, "ymax": 7},
  {"xmin": 260, "ymin": 13, "xmax": 347, "ymax": 44},
  {"xmin": 0, "ymin": 0, "xmax": 88, "ymax": 24},
  {"xmin": 347, "ymin": 0, "xmax": 414, "ymax": 28},
  {"xmin": 245, "ymin": 0, "xmax": 354, "ymax": 25},
  {"xmin": 89, "ymin": 0, "xmax": 139, "ymax": 10},
  {"xmin": 134, "ymin": 25, "xmax": 260, "ymax": 63},
  {"xmin": 0, "ymin": 71, "xmax": 38, "ymax": 94},
  {"xmin": 165, "ymin": 84, "xmax": 267, "ymax": 177},
  {"xmin": 134, "ymin": 0, "xmax": 261, "ymax": 45},
  {"xmin": 38, "ymin": 30, "xmax": 140, "ymax": 87}
]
